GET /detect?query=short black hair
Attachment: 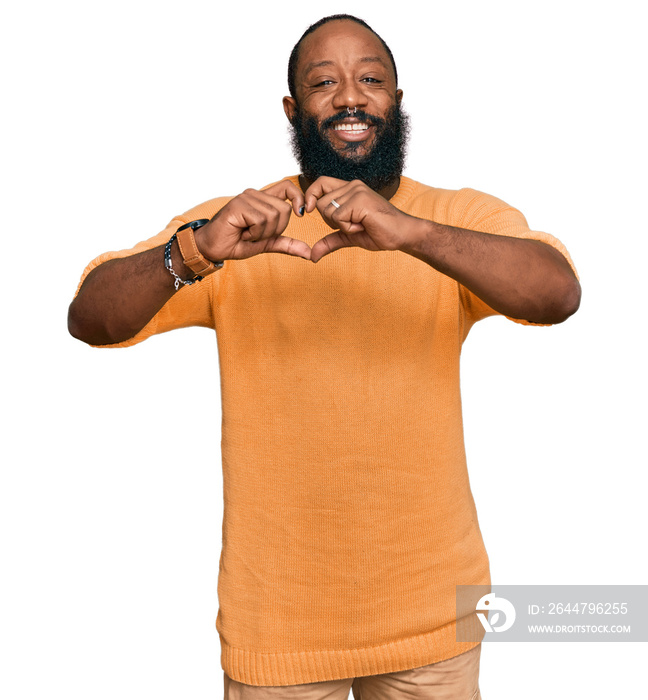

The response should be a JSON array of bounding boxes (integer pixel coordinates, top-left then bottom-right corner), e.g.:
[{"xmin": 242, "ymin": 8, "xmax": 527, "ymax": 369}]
[{"xmin": 287, "ymin": 15, "xmax": 398, "ymax": 100}]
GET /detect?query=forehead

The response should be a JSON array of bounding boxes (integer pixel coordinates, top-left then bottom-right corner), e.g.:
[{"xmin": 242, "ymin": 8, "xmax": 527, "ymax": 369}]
[{"xmin": 297, "ymin": 20, "xmax": 394, "ymax": 80}]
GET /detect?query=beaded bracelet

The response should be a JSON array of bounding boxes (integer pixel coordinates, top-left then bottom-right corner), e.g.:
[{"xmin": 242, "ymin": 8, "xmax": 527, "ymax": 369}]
[{"xmin": 164, "ymin": 233, "xmax": 203, "ymax": 291}]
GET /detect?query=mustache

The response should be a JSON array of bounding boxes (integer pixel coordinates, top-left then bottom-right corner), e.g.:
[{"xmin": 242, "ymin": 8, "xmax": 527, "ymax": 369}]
[{"xmin": 320, "ymin": 110, "xmax": 385, "ymax": 131}]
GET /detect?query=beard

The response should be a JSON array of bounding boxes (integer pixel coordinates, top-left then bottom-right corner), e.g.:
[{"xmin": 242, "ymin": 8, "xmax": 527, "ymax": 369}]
[{"xmin": 288, "ymin": 103, "xmax": 410, "ymax": 192}]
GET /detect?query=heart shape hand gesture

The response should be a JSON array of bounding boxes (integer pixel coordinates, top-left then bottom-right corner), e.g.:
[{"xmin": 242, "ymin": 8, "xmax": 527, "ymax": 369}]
[
  {"xmin": 303, "ymin": 176, "xmax": 411, "ymax": 263},
  {"xmin": 193, "ymin": 177, "xmax": 420, "ymax": 264}
]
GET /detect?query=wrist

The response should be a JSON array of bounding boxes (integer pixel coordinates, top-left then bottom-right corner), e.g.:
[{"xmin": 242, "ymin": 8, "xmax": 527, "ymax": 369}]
[
  {"xmin": 175, "ymin": 220, "xmax": 224, "ymax": 276},
  {"xmin": 164, "ymin": 234, "xmax": 204, "ymax": 291},
  {"xmin": 398, "ymin": 217, "xmax": 440, "ymax": 259},
  {"xmin": 169, "ymin": 237, "xmax": 194, "ymax": 280},
  {"xmin": 193, "ymin": 222, "xmax": 224, "ymax": 264},
  {"xmin": 164, "ymin": 219, "xmax": 224, "ymax": 291}
]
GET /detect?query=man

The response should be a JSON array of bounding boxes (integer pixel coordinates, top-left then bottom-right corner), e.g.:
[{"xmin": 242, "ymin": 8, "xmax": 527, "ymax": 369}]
[{"xmin": 69, "ymin": 14, "xmax": 580, "ymax": 700}]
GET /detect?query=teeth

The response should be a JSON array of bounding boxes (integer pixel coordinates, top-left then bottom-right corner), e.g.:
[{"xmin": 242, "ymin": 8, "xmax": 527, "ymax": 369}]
[{"xmin": 334, "ymin": 123, "xmax": 369, "ymax": 131}]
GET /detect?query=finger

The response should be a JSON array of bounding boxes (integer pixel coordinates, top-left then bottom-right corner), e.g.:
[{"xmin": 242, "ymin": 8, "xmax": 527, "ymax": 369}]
[
  {"xmin": 261, "ymin": 179, "xmax": 306, "ymax": 217},
  {"xmin": 237, "ymin": 235, "xmax": 312, "ymax": 261},
  {"xmin": 304, "ymin": 176, "xmax": 350, "ymax": 213},
  {"xmin": 312, "ymin": 191, "xmax": 348, "ymax": 230},
  {"xmin": 239, "ymin": 191, "xmax": 292, "ymax": 240},
  {"xmin": 310, "ymin": 230, "xmax": 360, "ymax": 263},
  {"xmin": 320, "ymin": 194, "xmax": 350, "ymax": 220},
  {"xmin": 237, "ymin": 202, "xmax": 279, "ymax": 241},
  {"xmin": 264, "ymin": 236, "xmax": 312, "ymax": 260},
  {"xmin": 317, "ymin": 195, "xmax": 366, "ymax": 235}
]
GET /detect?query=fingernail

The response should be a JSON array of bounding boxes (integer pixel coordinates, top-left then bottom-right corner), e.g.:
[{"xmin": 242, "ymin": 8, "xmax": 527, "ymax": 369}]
[{"xmin": 299, "ymin": 206, "xmax": 305, "ymax": 216}]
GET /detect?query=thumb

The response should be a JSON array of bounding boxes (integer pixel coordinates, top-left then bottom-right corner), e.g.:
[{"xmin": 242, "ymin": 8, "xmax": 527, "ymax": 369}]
[{"xmin": 310, "ymin": 230, "xmax": 358, "ymax": 263}]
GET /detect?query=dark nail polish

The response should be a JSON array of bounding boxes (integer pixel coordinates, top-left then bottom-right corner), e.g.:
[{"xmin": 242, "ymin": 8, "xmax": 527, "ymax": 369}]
[{"xmin": 299, "ymin": 206, "xmax": 305, "ymax": 216}]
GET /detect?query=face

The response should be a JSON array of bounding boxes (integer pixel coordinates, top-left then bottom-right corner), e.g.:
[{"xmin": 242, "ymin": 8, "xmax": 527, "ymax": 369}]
[{"xmin": 284, "ymin": 20, "xmax": 409, "ymax": 190}]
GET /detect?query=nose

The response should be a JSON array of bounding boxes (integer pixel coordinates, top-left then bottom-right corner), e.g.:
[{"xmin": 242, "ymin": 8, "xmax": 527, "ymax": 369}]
[{"xmin": 331, "ymin": 79, "xmax": 368, "ymax": 112}]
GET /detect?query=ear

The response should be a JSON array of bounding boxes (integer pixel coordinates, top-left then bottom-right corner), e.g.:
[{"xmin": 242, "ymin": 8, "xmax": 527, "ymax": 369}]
[
  {"xmin": 283, "ymin": 96, "xmax": 298, "ymax": 122},
  {"xmin": 396, "ymin": 89, "xmax": 403, "ymax": 106}
]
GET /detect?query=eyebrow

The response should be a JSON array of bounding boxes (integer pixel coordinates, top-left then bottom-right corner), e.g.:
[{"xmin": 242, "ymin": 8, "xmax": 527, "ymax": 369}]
[{"xmin": 303, "ymin": 56, "xmax": 387, "ymax": 74}]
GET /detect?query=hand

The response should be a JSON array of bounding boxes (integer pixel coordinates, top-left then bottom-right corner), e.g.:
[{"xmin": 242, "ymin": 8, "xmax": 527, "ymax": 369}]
[
  {"xmin": 194, "ymin": 179, "xmax": 311, "ymax": 262},
  {"xmin": 304, "ymin": 177, "xmax": 420, "ymax": 263}
]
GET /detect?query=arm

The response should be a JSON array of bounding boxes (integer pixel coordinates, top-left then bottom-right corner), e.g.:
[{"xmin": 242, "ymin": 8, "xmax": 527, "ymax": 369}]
[
  {"xmin": 398, "ymin": 219, "xmax": 581, "ymax": 324},
  {"xmin": 68, "ymin": 181, "xmax": 309, "ymax": 346},
  {"xmin": 68, "ymin": 239, "xmax": 191, "ymax": 347},
  {"xmin": 305, "ymin": 177, "xmax": 581, "ymax": 325}
]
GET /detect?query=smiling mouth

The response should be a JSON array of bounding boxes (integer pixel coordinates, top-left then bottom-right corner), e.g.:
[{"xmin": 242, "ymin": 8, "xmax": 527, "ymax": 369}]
[
  {"xmin": 328, "ymin": 120, "xmax": 375, "ymax": 145},
  {"xmin": 333, "ymin": 122, "xmax": 370, "ymax": 132}
]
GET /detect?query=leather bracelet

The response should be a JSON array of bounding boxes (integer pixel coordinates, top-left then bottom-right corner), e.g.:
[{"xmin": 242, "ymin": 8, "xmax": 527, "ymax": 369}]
[
  {"xmin": 164, "ymin": 233, "xmax": 203, "ymax": 290},
  {"xmin": 175, "ymin": 219, "xmax": 224, "ymax": 277}
]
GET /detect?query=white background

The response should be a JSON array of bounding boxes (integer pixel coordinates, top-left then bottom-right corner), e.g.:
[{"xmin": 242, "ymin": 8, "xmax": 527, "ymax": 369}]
[{"xmin": 1, "ymin": 1, "xmax": 646, "ymax": 698}]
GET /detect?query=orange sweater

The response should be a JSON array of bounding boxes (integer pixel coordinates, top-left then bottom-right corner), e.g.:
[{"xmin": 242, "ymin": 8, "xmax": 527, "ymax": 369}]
[{"xmin": 76, "ymin": 175, "xmax": 576, "ymax": 686}]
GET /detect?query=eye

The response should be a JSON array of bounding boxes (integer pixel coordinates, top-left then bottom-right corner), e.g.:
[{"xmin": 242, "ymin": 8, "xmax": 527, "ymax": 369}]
[
  {"xmin": 313, "ymin": 80, "xmax": 335, "ymax": 87},
  {"xmin": 362, "ymin": 77, "xmax": 382, "ymax": 84}
]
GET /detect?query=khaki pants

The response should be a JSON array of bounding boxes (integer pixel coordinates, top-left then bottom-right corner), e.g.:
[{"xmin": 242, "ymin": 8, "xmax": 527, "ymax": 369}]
[{"xmin": 224, "ymin": 644, "xmax": 482, "ymax": 699}]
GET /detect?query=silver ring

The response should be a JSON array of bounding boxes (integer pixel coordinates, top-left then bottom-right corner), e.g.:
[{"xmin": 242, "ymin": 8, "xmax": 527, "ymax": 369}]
[
  {"xmin": 347, "ymin": 106, "xmax": 357, "ymax": 115},
  {"xmin": 330, "ymin": 199, "xmax": 340, "ymax": 209}
]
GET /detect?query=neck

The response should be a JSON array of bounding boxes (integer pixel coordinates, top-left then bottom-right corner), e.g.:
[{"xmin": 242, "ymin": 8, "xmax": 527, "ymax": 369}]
[{"xmin": 298, "ymin": 174, "xmax": 401, "ymax": 202}]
